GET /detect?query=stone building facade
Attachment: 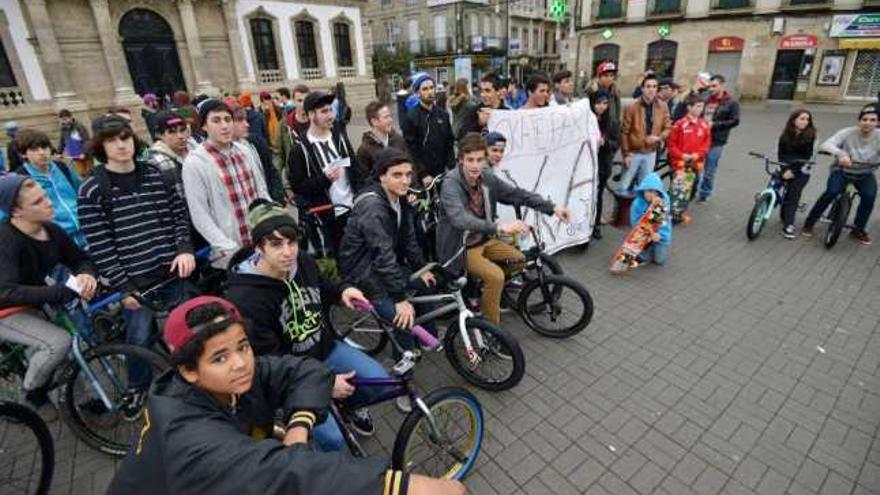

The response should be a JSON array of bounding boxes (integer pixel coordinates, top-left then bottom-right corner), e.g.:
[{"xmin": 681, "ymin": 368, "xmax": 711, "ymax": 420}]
[
  {"xmin": 574, "ymin": 0, "xmax": 879, "ymax": 103},
  {"xmin": 0, "ymin": 0, "xmax": 376, "ymax": 143}
]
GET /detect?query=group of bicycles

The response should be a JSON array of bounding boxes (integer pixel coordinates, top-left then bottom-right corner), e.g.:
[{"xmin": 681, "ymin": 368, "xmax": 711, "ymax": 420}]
[
  {"xmin": 1, "ymin": 171, "xmax": 595, "ymax": 494},
  {"xmin": 745, "ymin": 151, "xmax": 880, "ymax": 247}
]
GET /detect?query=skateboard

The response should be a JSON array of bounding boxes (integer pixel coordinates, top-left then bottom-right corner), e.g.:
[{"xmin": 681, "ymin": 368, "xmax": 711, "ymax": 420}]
[
  {"xmin": 669, "ymin": 161, "xmax": 697, "ymax": 223},
  {"xmin": 609, "ymin": 196, "xmax": 665, "ymax": 274}
]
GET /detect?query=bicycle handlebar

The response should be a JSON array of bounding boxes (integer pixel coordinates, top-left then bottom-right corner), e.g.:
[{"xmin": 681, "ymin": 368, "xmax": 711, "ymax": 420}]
[{"xmin": 408, "ymin": 171, "xmax": 447, "ymax": 195}]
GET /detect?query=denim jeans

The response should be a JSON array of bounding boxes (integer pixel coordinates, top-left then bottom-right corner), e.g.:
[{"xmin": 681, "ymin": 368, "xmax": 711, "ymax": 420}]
[
  {"xmin": 698, "ymin": 145, "xmax": 725, "ymax": 199},
  {"xmin": 805, "ymin": 170, "xmax": 877, "ymax": 230},
  {"xmin": 124, "ymin": 281, "xmax": 186, "ymax": 389},
  {"xmin": 618, "ymin": 152, "xmax": 656, "ymax": 195},
  {"xmin": 637, "ymin": 242, "xmax": 669, "ymax": 266},
  {"xmin": 371, "ymin": 279, "xmax": 438, "ymax": 360},
  {"xmin": 312, "ymin": 341, "xmax": 391, "ymax": 451}
]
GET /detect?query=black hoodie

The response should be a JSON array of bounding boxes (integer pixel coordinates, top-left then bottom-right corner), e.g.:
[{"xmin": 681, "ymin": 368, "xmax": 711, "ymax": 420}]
[
  {"xmin": 108, "ymin": 355, "xmax": 409, "ymax": 495},
  {"xmin": 226, "ymin": 248, "xmax": 351, "ymax": 360}
]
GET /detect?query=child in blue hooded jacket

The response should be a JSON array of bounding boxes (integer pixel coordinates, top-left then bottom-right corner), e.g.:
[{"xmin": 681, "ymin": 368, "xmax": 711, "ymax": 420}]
[{"xmin": 629, "ymin": 172, "xmax": 672, "ymax": 266}]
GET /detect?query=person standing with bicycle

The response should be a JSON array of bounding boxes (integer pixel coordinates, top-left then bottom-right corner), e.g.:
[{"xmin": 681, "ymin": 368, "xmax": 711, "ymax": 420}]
[
  {"xmin": 802, "ymin": 104, "xmax": 880, "ymax": 245},
  {"xmin": 0, "ymin": 175, "xmax": 97, "ymax": 420},
  {"xmin": 78, "ymin": 115, "xmax": 195, "ymax": 404},
  {"xmin": 777, "ymin": 110, "xmax": 816, "ymax": 239}
]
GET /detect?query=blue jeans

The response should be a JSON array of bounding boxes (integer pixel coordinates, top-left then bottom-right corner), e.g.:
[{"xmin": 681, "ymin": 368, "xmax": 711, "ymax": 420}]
[
  {"xmin": 124, "ymin": 281, "xmax": 185, "ymax": 389},
  {"xmin": 698, "ymin": 145, "xmax": 725, "ymax": 199},
  {"xmin": 371, "ymin": 280, "xmax": 438, "ymax": 360},
  {"xmin": 638, "ymin": 242, "xmax": 669, "ymax": 266},
  {"xmin": 619, "ymin": 152, "xmax": 656, "ymax": 195},
  {"xmin": 805, "ymin": 170, "xmax": 877, "ymax": 230},
  {"xmin": 312, "ymin": 341, "xmax": 391, "ymax": 451}
]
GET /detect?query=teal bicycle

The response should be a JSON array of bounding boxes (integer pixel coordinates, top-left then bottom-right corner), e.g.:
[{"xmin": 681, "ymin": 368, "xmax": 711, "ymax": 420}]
[{"xmin": 745, "ymin": 152, "xmax": 813, "ymax": 240}]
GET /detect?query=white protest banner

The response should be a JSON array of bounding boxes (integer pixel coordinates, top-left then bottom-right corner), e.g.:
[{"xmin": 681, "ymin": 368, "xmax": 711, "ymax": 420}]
[{"xmin": 487, "ymin": 99, "xmax": 600, "ymax": 253}]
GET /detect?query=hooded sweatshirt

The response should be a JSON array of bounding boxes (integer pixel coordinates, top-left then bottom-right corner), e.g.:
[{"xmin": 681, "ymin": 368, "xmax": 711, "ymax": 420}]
[
  {"xmin": 14, "ymin": 161, "xmax": 85, "ymax": 247},
  {"xmin": 107, "ymin": 356, "xmax": 409, "ymax": 495},
  {"xmin": 226, "ymin": 248, "xmax": 350, "ymax": 360},
  {"xmin": 629, "ymin": 172, "xmax": 672, "ymax": 245}
]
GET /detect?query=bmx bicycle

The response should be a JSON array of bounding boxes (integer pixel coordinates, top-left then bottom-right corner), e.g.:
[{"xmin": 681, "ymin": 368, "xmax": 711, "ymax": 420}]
[
  {"xmin": 816, "ymin": 151, "xmax": 880, "ymax": 249},
  {"xmin": 745, "ymin": 152, "xmax": 813, "ymax": 240}
]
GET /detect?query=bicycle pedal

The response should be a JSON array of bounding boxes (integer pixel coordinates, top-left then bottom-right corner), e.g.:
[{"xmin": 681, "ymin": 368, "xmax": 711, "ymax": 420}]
[{"xmin": 391, "ymin": 351, "xmax": 418, "ymax": 376}]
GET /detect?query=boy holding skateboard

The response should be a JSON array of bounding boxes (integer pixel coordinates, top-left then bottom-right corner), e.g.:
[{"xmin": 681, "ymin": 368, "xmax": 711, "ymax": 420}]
[
  {"xmin": 666, "ymin": 95, "xmax": 710, "ymax": 224},
  {"xmin": 628, "ymin": 173, "xmax": 672, "ymax": 267}
]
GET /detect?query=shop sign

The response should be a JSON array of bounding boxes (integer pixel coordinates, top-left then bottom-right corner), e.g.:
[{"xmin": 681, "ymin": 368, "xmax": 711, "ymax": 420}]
[
  {"xmin": 779, "ymin": 34, "xmax": 818, "ymax": 49},
  {"xmin": 472, "ymin": 35, "xmax": 484, "ymax": 52},
  {"xmin": 601, "ymin": 28, "xmax": 614, "ymax": 40},
  {"xmin": 830, "ymin": 13, "xmax": 880, "ymax": 38},
  {"xmin": 708, "ymin": 36, "xmax": 744, "ymax": 52}
]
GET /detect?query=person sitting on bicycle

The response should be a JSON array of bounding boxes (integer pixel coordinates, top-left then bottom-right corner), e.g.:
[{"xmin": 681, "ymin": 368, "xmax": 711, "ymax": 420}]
[
  {"xmin": 629, "ymin": 172, "xmax": 672, "ymax": 267},
  {"xmin": 777, "ymin": 110, "xmax": 816, "ymax": 239},
  {"xmin": 0, "ymin": 175, "xmax": 98, "ymax": 420},
  {"xmin": 226, "ymin": 200, "xmax": 391, "ymax": 450},
  {"xmin": 339, "ymin": 148, "xmax": 438, "ymax": 385},
  {"xmin": 666, "ymin": 94, "xmax": 710, "ymax": 224},
  {"xmin": 437, "ymin": 133, "xmax": 571, "ymax": 326},
  {"xmin": 803, "ymin": 104, "xmax": 880, "ymax": 245},
  {"xmin": 78, "ymin": 115, "xmax": 195, "ymax": 400},
  {"xmin": 108, "ymin": 296, "xmax": 465, "ymax": 495}
]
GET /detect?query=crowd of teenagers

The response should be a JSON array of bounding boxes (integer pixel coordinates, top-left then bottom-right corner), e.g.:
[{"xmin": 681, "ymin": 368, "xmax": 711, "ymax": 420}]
[{"xmin": 0, "ymin": 64, "xmax": 878, "ymax": 493}]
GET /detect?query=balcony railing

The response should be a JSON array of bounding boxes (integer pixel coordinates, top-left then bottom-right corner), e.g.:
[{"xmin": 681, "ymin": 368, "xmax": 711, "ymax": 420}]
[
  {"xmin": 374, "ymin": 37, "xmax": 454, "ymax": 56},
  {"xmin": 338, "ymin": 67, "xmax": 357, "ymax": 78},
  {"xmin": 786, "ymin": 0, "xmax": 827, "ymax": 5},
  {"xmin": 257, "ymin": 69, "xmax": 284, "ymax": 84},
  {"xmin": 301, "ymin": 68, "xmax": 324, "ymax": 80},
  {"xmin": 712, "ymin": 0, "xmax": 751, "ymax": 9},
  {"xmin": 470, "ymin": 36, "xmax": 508, "ymax": 53},
  {"xmin": 0, "ymin": 87, "xmax": 26, "ymax": 108},
  {"xmin": 595, "ymin": 0, "xmax": 624, "ymax": 19},
  {"xmin": 650, "ymin": 0, "xmax": 682, "ymax": 14}
]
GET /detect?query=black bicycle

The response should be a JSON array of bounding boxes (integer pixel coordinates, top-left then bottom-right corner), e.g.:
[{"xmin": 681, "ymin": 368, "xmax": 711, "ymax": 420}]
[
  {"xmin": 817, "ymin": 152, "xmax": 880, "ymax": 249},
  {"xmin": 0, "ymin": 401, "xmax": 54, "ymax": 495}
]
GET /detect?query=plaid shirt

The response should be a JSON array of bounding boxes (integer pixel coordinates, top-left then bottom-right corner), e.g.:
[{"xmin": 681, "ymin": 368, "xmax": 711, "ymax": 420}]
[{"xmin": 203, "ymin": 142, "xmax": 258, "ymax": 245}]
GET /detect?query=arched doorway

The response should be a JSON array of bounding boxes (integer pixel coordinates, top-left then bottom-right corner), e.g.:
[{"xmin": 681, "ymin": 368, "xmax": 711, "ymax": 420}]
[{"xmin": 119, "ymin": 9, "xmax": 186, "ymax": 100}]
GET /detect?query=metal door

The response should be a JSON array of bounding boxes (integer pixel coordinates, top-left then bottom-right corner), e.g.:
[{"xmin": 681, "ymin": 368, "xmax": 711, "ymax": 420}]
[
  {"xmin": 846, "ymin": 50, "xmax": 880, "ymax": 99},
  {"xmin": 768, "ymin": 50, "xmax": 804, "ymax": 100},
  {"xmin": 705, "ymin": 51, "xmax": 742, "ymax": 95}
]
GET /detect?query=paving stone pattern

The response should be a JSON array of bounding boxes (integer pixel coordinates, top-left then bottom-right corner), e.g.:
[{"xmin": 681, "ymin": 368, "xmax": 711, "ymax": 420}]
[{"xmin": 43, "ymin": 104, "xmax": 880, "ymax": 494}]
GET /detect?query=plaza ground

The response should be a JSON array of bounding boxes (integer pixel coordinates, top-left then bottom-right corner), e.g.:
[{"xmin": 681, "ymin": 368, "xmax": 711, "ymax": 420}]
[{"xmin": 43, "ymin": 103, "xmax": 880, "ymax": 495}]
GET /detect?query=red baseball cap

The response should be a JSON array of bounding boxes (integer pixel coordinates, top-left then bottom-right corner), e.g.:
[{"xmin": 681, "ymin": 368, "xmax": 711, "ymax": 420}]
[
  {"xmin": 163, "ymin": 296, "xmax": 243, "ymax": 353},
  {"xmin": 597, "ymin": 61, "xmax": 618, "ymax": 75}
]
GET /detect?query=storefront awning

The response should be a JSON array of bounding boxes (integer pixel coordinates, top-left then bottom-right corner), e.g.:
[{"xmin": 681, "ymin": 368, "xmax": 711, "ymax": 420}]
[{"xmin": 839, "ymin": 38, "xmax": 880, "ymax": 49}]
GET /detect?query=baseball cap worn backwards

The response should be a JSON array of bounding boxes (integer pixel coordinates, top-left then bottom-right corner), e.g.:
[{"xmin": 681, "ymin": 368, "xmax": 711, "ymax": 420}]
[{"xmin": 163, "ymin": 296, "xmax": 243, "ymax": 353}]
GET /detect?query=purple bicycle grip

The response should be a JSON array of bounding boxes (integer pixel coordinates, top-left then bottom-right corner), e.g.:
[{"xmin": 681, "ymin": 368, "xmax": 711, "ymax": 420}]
[
  {"xmin": 411, "ymin": 325, "xmax": 440, "ymax": 350},
  {"xmin": 349, "ymin": 299, "xmax": 374, "ymax": 312}
]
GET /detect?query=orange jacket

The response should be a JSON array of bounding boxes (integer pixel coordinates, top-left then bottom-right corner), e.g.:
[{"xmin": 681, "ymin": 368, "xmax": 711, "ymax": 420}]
[
  {"xmin": 667, "ymin": 116, "xmax": 711, "ymax": 169},
  {"xmin": 621, "ymin": 98, "xmax": 672, "ymax": 154}
]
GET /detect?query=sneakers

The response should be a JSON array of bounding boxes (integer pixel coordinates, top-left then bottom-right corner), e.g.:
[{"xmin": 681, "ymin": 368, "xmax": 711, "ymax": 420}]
[
  {"xmin": 850, "ymin": 229, "xmax": 873, "ymax": 245},
  {"xmin": 345, "ymin": 408, "xmax": 375, "ymax": 437},
  {"xmin": 801, "ymin": 225, "xmax": 814, "ymax": 237},
  {"xmin": 395, "ymin": 396, "xmax": 412, "ymax": 414},
  {"xmin": 782, "ymin": 225, "xmax": 797, "ymax": 239},
  {"xmin": 23, "ymin": 389, "xmax": 58, "ymax": 423}
]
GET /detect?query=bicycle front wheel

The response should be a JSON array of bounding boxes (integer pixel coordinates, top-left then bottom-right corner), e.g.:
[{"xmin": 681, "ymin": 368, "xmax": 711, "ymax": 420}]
[
  {"xmin": 824, "ymin": 194, "xmax": 850, "ymax": 249},
  {"xmin": 501, "ymin": 253, "xmax": 563, "ymax": 310},
  {"xmin": 443, "ymin": 318, "xmax": 524, "ymax": 391},
  {"xmin": 0, "ymin": 401, "xmax": 54, "ymax": 495},
  {"xmin": 328, "ymin": 305, "xmax": 388, "ymax": 355},
  {"xmin": 391, "ymin": 387, "xmax": 483, "ymax": 481},
  {"xmin": 60, "ymin": 343, "xmax": 170, "ymax": 457},
  {"xmin": 518, "ymin": 275, "xmax": 593, "ymax": 338},
  {"xmin": 746, "ymin": 192, "xmax": 772, "ymax": 240}
]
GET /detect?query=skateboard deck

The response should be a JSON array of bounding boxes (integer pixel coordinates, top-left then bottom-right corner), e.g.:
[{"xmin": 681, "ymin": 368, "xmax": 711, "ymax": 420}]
[
  {"xmin": 669, "ymin": 165, "xmax": 697, "ymax": 223},
  {"xmin": 610, "ymin": 197, "xmax": 665, "ymax": 274}
]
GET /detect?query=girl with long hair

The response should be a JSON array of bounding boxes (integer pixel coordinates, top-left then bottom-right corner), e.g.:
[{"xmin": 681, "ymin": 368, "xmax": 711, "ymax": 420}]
[{"xmin": 777, "ymin": 109, "xmax": 816, "ymax": 238}]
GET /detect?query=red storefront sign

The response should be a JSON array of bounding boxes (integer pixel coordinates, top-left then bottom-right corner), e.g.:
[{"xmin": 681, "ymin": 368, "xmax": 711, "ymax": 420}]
[
  {"xmin": 779, "ymin": 34, "xmax": 819, "ymax": 49},
  {"xmin": 708, "ymin": 37, "xmax": 744, "ymax": 52}
]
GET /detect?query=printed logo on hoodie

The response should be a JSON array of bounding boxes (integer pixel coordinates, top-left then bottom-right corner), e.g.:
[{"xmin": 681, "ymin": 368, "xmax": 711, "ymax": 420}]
[{"xmin": 279, "ymin": 284, "xmax": 323, "ymax": 354}]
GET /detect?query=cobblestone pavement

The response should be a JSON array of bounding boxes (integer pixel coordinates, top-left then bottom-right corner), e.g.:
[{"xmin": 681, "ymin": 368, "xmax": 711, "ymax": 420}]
[{"xmin": 39, "ymin": 103, "xmax": 880, "ymax": 494}]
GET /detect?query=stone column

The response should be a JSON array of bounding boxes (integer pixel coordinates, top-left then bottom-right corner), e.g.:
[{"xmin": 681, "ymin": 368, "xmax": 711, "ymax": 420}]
[
  {"xmin": 221, "ymin": 0, "xmax": 252, "ymax": 88},
  {"xmin": 88, "ymin": 0, "xmax": 139, "ymax": 105},
  {"xmin": 177, "ymin": 0, "xmax": 219, "ymax": 94},
  {"xmin": 22, "ymin": 0, "xmax": 86, "ymax": 110}
]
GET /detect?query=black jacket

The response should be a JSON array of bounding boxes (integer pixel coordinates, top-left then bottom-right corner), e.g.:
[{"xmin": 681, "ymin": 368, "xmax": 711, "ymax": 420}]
[
  {"xmin": 339, "ymin": 183, "xmax": 424, "ymax": 302},
  {"xmin": 401, "ymin": 103, "xmax": 455, "ymax": 180},
  {"xmin": 0, "ymin": 221, "xmax": 96, "ymax": 309},
  {"xmin": 457, "ymin": 101, "xmax": 509, "ymax": 139},
  {"xmin": 355, "ymin": 130, "xmax": 408, "ymax": 179},
  {"xmin": 598, "ymin": 116, "xmax": 621, "ymax": 166},
  {"xmin": 108, "ymin": 356, "xmax": 409, "ymax": 495},
  {"xmin": 286, "ymin": 127, "xmax": 362, "ymax": 208},
  {"xmin": 707, "ymin": 92, "xmax": 740, "ymax": 146},
  {"xmin": 226, "ymin": 248, "xmax": 351, "ymax": 360},
  {"xmin": 778, "ymin": 134, "xmax": 815, "ymax": 174}
]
